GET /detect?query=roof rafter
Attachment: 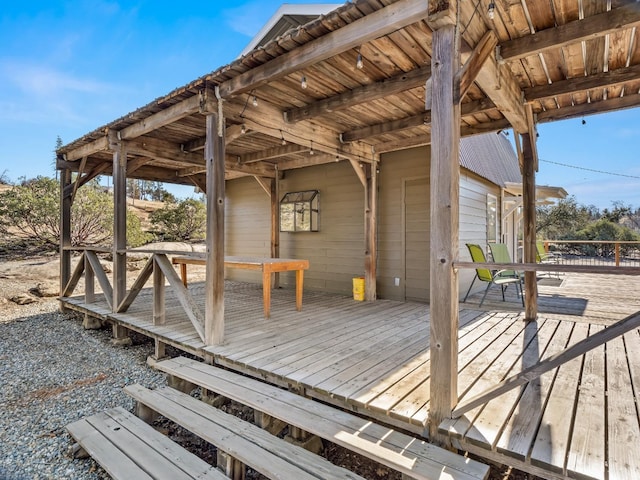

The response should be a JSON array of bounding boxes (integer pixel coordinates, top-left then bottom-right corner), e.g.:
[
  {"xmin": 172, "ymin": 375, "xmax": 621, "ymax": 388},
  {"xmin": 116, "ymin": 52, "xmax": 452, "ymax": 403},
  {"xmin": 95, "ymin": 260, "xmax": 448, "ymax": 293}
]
[
  {"xmin": 226, "ymin": 95, "xmax": 375, "ymax": 162},
  {"xmin": 217, "ymin": 0, "xmax": 431, "ymax": 98},
  {"xmin": 239, "ymin": 144, "xmax": 308, "ymax": 164},
  {"xmin": 284, "ymin": 64, "xmax": 431, "ymax": 123},
  {"xmin": 341, "ymin": 97, "xmax": 496, "ymax": 142},
  {"xmin": 499, "ymin": 2, "xmax": 640, "ymax": 62},
  {"xmin": 525, "ymin": 63, "xmax": 640, "ymax": 102}
]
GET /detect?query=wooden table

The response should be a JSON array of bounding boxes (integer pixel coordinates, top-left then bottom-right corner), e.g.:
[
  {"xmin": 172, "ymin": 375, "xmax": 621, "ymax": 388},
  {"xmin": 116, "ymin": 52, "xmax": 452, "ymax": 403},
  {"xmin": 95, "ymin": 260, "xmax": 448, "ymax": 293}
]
[{"xmin": 171, "ymin": 256, "xmax": 309, "ymax": 318}]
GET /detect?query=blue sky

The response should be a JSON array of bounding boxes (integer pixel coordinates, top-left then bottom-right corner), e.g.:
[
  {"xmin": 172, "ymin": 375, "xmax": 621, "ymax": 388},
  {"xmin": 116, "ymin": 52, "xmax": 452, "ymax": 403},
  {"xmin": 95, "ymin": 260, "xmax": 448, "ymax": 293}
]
[{"xmin": 1, "ymin": 1, "xmax": 638, "ymax": 209}]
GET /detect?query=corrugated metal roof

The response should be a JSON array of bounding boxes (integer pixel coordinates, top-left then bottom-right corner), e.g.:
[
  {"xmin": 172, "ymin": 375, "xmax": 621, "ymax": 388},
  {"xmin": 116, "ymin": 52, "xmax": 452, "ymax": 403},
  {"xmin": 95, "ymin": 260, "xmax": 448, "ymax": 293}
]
[{"xmin": 460, "ymin": 132, "xmax": 521, "ymax": 187}]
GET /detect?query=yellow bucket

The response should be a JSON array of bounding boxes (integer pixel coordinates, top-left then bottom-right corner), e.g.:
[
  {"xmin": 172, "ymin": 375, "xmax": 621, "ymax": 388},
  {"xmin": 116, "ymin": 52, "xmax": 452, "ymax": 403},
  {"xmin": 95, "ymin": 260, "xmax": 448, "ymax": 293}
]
[{"xmin": 352, "ymin": 276, "xmax": 365, "ymax": 301}]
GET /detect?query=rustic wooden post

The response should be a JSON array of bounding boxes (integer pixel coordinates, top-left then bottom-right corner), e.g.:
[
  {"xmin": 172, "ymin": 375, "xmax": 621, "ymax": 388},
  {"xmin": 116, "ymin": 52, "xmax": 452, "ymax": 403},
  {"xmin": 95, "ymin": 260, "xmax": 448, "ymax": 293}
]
[
  {"xmin": 205, "ymin": 112, "xmax": 226, "ymax": 345},
  {"xmin": 153, "ymin": 257, "xmax": 165, "ymax": 325},
  {"xmin": 428, "ymin": 2, "xmax": 460, "ymax": 445},
  {"xmin": 364, "ymin": 162, "xmax": 378, "ymax": 301},
  {"xmin": 521, "ymin": 132, "xmax": 538, "ymax": 321},
  {"xmin": 112, "ymin": 136, "xmax": 127, "ymax": 309},
  {"xmin": 59, "ymin": 168, "xmax": 72, "ymax": 311},
  {"xmin": 111, "ymin": 134, "xmax": 131, "ymax": 345},
  {"xmin": 270, "ymin": 173, "xmax": 280, "ymax": 288}
]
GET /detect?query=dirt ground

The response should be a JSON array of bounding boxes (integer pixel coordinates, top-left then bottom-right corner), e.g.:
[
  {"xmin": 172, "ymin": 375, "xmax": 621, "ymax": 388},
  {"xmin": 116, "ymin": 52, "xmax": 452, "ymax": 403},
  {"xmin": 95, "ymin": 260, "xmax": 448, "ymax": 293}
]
[{"xmin": 0, "ymin": 248, "xmax": 542, "ymax": 480}]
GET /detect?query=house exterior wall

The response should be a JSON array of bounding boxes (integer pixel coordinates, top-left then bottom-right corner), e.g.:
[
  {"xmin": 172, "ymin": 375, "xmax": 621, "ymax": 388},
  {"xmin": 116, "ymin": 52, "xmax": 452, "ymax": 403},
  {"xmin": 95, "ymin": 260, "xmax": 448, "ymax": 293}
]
[
  {"xmin": 225, "ymin": 161, "xmax": 365, "ymax": 293},
  {"xmin": 224, "ymin": 146, "xmax": 502, "ymax": 302}
]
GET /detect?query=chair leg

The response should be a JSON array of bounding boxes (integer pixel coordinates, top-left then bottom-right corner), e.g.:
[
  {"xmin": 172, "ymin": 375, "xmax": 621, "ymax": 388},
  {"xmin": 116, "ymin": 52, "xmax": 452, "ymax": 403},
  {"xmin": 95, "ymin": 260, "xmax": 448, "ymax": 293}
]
[
  {"xmin": 479, "ymin": 283, "xmax": 492, "ymax": 307},
  {"xmin": 463, "ymin": 275, "xmax": 478, "ymax": 303},
  {"xmin": 501, "ymin": 285, "xmax": 506, "ymax": 301},
  {"xmin": 518, "ymin": 282, "xmax": 524, "ymax": 306}
]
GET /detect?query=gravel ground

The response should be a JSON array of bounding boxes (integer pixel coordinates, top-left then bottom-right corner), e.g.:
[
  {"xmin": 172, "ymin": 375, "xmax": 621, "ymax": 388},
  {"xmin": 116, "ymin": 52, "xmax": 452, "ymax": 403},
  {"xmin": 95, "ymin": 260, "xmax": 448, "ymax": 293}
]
[
  {"xmin": 0, "ymin": 257, "xmax": 541, "ymax": 480},
  {"xmin": 0, "ymin": 299, "xmax": 165, "ymax": 480}
]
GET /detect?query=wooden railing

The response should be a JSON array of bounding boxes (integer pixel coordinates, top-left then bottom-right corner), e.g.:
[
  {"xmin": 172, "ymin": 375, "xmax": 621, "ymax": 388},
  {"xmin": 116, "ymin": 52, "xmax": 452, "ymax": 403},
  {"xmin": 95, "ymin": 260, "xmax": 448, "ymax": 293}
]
[{"xmin": 61, "ymin": 247, "xmax": 205, "ymax": 342}]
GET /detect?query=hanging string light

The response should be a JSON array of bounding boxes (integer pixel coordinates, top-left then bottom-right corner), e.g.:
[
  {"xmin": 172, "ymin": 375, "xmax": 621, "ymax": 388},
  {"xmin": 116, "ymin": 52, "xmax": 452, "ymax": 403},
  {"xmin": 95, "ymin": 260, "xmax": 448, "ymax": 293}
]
[
  {"xmin": 280, "ymin": 130, "xmax": 287, "ymax": 145},
  {"xmin": 356, "ymin": 47, "xmax": 364, "ymax": 70},
  {"xmin": 301, "ymin": 76, "xmax": 308, "ymax": 89},
  {"xmin": 252, "ymin": 95, "xmax": 258, "ymax": 107},
  {"xmin": 241, "ymin": 124, "xmax": 246, "ymax": 134},
  {"xmin": 309, "ymin": 140, "xmax": 314, "ymax": 155},
  {"xmin": 488, "ymin": 2, "xmax": 496, "ymax": 20}
]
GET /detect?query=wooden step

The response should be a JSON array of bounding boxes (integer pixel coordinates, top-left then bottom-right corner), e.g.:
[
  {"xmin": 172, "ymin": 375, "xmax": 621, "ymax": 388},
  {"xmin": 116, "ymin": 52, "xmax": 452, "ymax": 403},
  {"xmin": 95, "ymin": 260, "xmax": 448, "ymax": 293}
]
[
  {"xmin": 66, "ymin": 407, "xmax": 225, "ymax": 480},
  {"xmin": 153, "ymin": 356, "xmax": 490, "ymax": 480},
  {"xmin": 124, "ymin": 383, "xmax": 365, "ymax": 480}
]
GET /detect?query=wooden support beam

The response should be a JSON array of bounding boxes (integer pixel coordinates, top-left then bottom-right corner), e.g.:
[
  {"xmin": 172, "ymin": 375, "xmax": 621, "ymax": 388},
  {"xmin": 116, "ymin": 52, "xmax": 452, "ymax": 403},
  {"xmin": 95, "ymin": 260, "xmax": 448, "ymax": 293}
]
[
  {"xmin": 178, "ymin": 159, "xmax": 276, "ymax": 178},
  {"xmin": 455, "ymin": 30, "xmax": 497, "ymax": 102},
  {"xmin": 470, "ymin": 47, "xmax": 527, "ymax": 133},
  {"xmin": 205, "ymin": 113, "xmax": 226, "ymax": 346},
  {"xmin": 59, "ymin": 169, "xmax": 72, "ymax": 311},
  {"xmin": 270, "ymin": 176, "xmax": 280, "ymax": 289},
  {"xmin": 341, "ymin": 97, "xmax": 496, "ymax": 142},
  {"xmin": 63, "ymin": 163, "xmax": 111, "ymax": 198},
  {"xmin": 453, "ymin": 309, "xmax": 640, "ymax": 417},
  {"xmin": 112, "ymin": 137, "xmax": 127, "ymax": 311},
  {"xmin": 525, "ymin": 63, "xmax": 640, "ymax": 102},
  {"xmin": 428, "ymin": 22, "xmax": 460, "ymax": 446},
  {"xmin": 181, "ymin": 124, "xmax": 246, "ymax": 153},
  {"xmin": 285, "ymin": 65, "xmax": 432, "ymax": 123},
  {"xmin": 537, "ymin": 93, "xmax": 640, "ymax": 124},
  {"xmin": 348, "ymin": 159, "xmax": 367, "ymax": 188},
  {"xmin": 364, "ymin": 163, "xmax": 377, "ymax": 301},
  {"xmin": 218, "ymin": 0, "xmax": 431, "ymax": 97},
  {"xmin": 63, "ymin": 136, "xmax": 109, "ymax": 162},
  {"xmin": 253, "ymin": 176, "xmax": 271, "ymax": 196},
  {"xmin": 116, "ymin": 257, "xmax": 154, "ymax": 312},
  {"xmin": 499, "ymin": 3, "xmax": 640, "ymax": 62},
  {"xmin": 276, "ymin": 153, "xmax": 339, "ymax": 171},
  {"xmin": 85, "ymin": 250, "xmax": 113, "ymax": 310},
  {"xmin": 521, "ymin": 125, "xmax": 538, "ymax": 321},
  {"xmin": 119, "ymin": 95, "xmax": 202, "ymax": 140},
  {"xmin": 240, "ymin": 144, "xmax": 308, "ymax": 164},
  {"xmin": 230, "ymin": 96, "xmax": 373, "ymax": 162},
  {"xmin": 71, "ymin": 157, "xmax": 88, "ymax": 204}
]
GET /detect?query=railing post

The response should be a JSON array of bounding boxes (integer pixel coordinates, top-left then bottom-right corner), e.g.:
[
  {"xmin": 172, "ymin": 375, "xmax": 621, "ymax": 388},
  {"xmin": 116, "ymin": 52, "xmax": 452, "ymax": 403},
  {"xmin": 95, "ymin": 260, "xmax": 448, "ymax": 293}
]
[
  {"xmin": 153, "ymin": 256, "xmax": 166, "ymax": 325},
  {"xmin": 615, "ymin": 242, "xmax": 620, "ymax": 267}
]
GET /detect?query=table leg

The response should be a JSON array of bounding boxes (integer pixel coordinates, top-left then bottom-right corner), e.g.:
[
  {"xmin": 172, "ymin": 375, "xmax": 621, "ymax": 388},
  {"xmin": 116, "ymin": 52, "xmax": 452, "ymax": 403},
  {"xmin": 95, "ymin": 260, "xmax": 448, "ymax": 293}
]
[
  {"xmin": 262, "ymin": 269, "xmax": 271, "ymax": 318},
  {"xmin": 295, "ymin": 269, "xmax": 304, "ymax": 311},
  {"xmin": 179, "ymin": 264, "xmax": 188, "ymax": 287}
]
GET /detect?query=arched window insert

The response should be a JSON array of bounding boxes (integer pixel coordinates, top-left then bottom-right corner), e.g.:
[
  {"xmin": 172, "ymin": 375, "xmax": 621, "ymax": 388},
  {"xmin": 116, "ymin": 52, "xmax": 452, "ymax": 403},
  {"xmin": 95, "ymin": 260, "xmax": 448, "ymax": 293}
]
[{"xmin": 280, "ymin": 190, "xmax": 319, "ymax": 232}]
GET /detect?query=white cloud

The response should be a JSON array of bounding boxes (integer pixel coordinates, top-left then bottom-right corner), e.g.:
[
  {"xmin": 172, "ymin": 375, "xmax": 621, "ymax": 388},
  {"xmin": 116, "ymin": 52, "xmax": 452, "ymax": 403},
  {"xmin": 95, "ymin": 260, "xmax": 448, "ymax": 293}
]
[{"xmin": 2, "ymin": 61, "xmax": 112, "ymax": 97}]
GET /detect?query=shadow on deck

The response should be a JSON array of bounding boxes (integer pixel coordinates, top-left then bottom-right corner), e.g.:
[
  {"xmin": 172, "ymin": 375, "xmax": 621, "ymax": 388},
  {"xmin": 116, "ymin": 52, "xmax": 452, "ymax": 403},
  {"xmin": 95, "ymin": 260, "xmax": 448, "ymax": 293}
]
[{"xmin": 61, "ymin": 272, "xmax": 640, "ymax": 480}]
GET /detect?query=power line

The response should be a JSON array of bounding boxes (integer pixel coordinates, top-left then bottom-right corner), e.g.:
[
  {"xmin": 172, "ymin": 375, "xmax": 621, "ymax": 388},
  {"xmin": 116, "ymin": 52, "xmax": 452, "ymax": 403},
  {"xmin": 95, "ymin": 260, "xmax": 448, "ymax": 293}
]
[{"xmin": 539, "ymin": 158, "xmax": 640, "ymax": 180}]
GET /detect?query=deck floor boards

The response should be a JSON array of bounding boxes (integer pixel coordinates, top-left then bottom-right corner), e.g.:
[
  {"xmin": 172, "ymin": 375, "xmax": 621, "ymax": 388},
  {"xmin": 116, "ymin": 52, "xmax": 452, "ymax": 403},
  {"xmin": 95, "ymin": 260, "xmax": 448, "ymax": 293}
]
[{"xmin": 61, "ymin": 273, "xmax": 640, "ymax": 480}]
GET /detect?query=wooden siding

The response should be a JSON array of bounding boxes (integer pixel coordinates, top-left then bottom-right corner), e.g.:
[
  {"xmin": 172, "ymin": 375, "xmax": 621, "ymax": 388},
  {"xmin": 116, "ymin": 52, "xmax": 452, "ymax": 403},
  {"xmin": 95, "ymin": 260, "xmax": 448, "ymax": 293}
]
[
  {"xmin": 377, "ymin": 147, "xmax": 430, "ymax": 301},
  {"xmin": 377, "ymin": 147, "xmax": 502, "ymax": 302},
  {"xmin": 225, "ymin": 177, "xmax": 271, "ymax": 283},
  {"xmin": 225, "ymin": 162, "xmax": 367, "ymax": 296}
]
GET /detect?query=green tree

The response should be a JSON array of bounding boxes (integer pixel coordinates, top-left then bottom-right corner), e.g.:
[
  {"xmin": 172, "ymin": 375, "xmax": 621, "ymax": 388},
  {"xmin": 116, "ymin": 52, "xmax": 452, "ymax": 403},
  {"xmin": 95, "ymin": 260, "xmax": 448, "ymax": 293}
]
[
  {"xmin": 0, "ymin": 176, "xmax": 149, "ymax": 248},
  {"xmin": 573, "ymin": 218, "xmax": 640, "ymax": 257},
  {"xmin": 536, "ymin": 195, "xmax": 591, "ymax": 240},
  {"xmin": 150, "ymin": 198, "xmax": 206, "ymax": 241}
]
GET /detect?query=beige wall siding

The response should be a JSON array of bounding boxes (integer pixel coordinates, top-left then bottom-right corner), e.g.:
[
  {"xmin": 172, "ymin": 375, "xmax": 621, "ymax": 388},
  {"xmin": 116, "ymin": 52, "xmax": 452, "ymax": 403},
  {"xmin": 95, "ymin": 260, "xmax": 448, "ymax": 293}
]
[
  {"xmin": 224, "ymin": 176, "xmax": 271, "ymax": 283},
  {"xmin": 225, "ymin": 147, "xmax": 502, "ymax": 302},
  {"xmin": 377, "ymin": 147, "xmax": 430, "ymax": 301},
  {"xmin": 225, "ymin": 162, "xmax": 365, "ymax": 294}
]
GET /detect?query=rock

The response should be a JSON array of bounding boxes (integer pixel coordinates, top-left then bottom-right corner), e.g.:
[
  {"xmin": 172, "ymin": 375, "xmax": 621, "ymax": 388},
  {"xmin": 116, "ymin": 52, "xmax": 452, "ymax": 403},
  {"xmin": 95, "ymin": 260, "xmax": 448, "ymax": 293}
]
[
  {"xmin": 29, "ymin": 283, "xmax": 59, "ymax": 298},
  {"xmin": 10, "ymin": 294, "xmax": 38, "ymax": 305}
]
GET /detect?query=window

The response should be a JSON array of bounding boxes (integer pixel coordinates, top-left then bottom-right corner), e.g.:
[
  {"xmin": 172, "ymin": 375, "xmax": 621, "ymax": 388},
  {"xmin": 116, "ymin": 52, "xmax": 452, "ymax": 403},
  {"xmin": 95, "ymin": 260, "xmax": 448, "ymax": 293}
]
[
  {"xmin": 486, "ymin": 194, "xmax": 498, "ymax": 243},
  {"xmin": 280, "ymin": 190, "xmax": 319, "ymax": 232}
]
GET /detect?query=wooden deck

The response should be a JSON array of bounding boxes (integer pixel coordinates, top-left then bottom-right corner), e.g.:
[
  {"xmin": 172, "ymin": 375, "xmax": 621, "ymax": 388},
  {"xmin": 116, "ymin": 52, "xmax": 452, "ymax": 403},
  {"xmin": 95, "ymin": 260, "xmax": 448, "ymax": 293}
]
[{"xmin": 61, "ymin": 272, "xmax": 640, "ymax": 480}]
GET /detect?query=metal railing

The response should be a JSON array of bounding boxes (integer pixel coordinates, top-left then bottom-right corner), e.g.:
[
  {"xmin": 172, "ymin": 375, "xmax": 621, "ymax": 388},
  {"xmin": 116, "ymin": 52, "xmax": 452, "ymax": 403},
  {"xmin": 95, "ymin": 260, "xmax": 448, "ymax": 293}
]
[{"xmin": 542, "ymin": 240, "xmax": 640, "ymax": 268}]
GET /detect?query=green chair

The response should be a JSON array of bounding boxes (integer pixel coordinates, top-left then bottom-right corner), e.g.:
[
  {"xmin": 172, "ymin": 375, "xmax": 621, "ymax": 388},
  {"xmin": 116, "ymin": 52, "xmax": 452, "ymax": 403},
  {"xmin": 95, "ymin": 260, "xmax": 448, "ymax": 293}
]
[
  {"xmin": 536, "ymin": 240, "xmax": 561, "ymax": 277},
  {"xmin": 463, "ymin": 243, "xmax": 523, "ymax": 307},
  {"xmin": 488, "ymin": 242, "xmax": 523, "ymax": 280}
]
